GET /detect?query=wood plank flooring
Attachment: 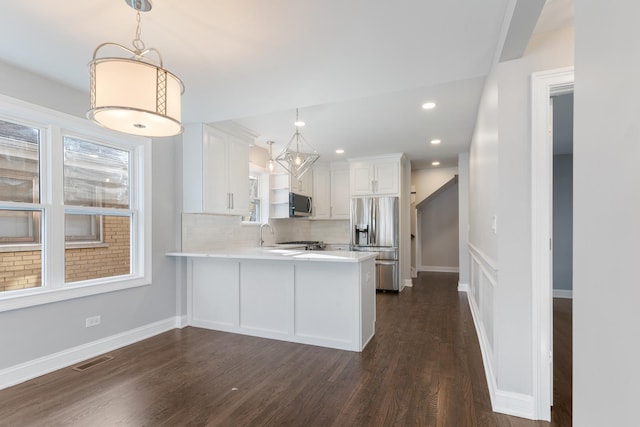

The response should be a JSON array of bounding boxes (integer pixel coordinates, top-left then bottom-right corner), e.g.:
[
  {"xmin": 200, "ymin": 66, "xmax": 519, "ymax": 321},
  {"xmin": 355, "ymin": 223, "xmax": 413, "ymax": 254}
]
[{"xmin": 0, "ymin": 272, "xmax": 571, "ymax": 426}]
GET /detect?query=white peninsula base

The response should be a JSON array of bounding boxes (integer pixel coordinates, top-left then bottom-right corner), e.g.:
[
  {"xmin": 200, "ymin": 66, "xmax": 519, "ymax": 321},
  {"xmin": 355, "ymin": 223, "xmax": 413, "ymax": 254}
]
[{"xmin": 177, "ymin": 251, "xmax": 376, "ymax": 352}]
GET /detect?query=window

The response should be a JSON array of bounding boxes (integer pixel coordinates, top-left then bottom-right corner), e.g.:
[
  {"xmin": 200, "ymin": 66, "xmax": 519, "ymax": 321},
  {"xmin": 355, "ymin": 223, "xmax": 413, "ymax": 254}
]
[
  {"xmin": 0, "ymin": 96, "xmax": 151, "ymax": 310},
  {"xmin": 245, "ymin": 174, "xmax": 261, "ymax": 223},
  {"xmin": 243, "ymin": 165, "xmax": 268, "ymax": 224}
]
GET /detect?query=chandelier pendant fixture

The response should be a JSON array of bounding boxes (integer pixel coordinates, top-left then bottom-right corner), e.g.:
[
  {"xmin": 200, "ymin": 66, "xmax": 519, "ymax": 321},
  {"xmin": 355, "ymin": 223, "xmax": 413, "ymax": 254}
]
[
  {"xmin": 87, "ymin": 0, "xmax": 185, "ymax": 137},
  {"xmin": 266, "ymin": 140, "xmax": 275, "ymax": 172},
  {"xmin": 276, "ymin": 109, "xmax": 319, "ymax": 180}
]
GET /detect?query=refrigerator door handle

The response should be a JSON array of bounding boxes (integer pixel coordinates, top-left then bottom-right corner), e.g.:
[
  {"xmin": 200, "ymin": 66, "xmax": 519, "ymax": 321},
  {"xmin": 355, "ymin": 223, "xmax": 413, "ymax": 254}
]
[{"xmin": 371, "ymin": 199, "xmax": 376, "ymax": 244}]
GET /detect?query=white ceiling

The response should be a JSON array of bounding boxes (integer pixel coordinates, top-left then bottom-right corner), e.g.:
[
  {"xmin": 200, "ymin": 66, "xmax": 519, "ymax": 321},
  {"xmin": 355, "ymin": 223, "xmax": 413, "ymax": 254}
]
[{"xmin": 0, "ymin": 0, "xmax": 571, "ymax": 170}]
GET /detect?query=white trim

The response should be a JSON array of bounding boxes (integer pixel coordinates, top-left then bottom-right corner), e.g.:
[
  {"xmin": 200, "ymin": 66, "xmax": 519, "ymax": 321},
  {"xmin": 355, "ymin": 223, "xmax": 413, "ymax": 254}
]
[
  {"xmin": 494, "ymin": 390, "xmax": 535, "ymax": 419},
  {"xmin": 466, "ymin": 290, "xmax": 498, "ymax": 407},
  {"xmin": 458, "ymin": 282, "xmax": 469, "ymax": 292},
  {"xmin": 418, "ymin": 266, "xmax": 459, "ymax": 273},
  {"xmin": 403, "ymin": 279, "xmax": 413, "ymax": 288},
  {"xmin": 0, "ymin": 317, "xmax": 180, "ymax": 391},
  {"xmin": 466, "ymin": 285, "xmax": 535, "ymax": 419},
  {"xmin": 531, "ymin": 66, "xmax": 574, "ymax": 422},
  {"xmin": 176, "ymin": 315, "xmax": 189, "ymax": 328},
  {"xmin": 467, "ymin": 242, "xmax": 498, "ymax": 276},
  {"xmin": 553, "ymin": 289, "xmax": 573, "ymax": 299}
]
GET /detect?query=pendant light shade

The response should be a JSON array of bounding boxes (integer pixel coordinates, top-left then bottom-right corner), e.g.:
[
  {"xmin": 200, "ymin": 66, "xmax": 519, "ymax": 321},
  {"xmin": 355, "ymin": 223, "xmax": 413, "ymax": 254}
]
[
  {"xmin": 88, "ymin": 56, "xmax": 183, "ymax": 137},
  {"xmin": 87, "ymin": 1, "xmax": 184, "ymax": 137}
]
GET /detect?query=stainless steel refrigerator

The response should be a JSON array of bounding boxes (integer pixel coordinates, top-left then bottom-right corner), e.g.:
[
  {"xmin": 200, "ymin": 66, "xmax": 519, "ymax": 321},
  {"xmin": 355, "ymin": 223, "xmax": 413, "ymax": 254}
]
[{"xmin": 350, "ymin": 196, "xmax": 399, "ymax": 291}]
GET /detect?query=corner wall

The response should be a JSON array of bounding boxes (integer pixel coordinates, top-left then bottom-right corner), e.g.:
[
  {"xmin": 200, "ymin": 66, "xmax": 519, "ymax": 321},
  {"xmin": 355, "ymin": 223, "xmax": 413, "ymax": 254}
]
[{"xmin": 467, "ymin": 26, "xmax": 574, "ymax": 418}]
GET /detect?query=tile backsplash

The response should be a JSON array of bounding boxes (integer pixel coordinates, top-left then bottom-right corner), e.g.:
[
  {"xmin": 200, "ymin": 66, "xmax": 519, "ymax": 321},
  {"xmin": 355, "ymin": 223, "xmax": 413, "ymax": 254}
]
[{"xmin": 182, "ymin": 213, "xmax": 350, "ymax": 252}]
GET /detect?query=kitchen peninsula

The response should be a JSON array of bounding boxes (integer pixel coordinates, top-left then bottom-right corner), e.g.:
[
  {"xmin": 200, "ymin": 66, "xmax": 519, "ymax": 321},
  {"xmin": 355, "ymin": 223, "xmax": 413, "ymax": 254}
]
[{"xmin": 168, "ymin": 248, "xmax": 377, "ymax": 352}]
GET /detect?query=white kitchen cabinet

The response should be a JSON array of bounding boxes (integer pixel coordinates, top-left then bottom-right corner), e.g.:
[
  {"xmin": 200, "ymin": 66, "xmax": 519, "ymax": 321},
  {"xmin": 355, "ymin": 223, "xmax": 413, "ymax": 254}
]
[
  {"xmin": 330, "ymin": 167, "xmax": 350, "ymax": 218},
  {"xmin": 349, "ymin": 156, "xmax": 401, "ymax": 196},
  {"xmin": 312, "ymin": 163, "xmax": 350, "ymax": 219},
  {"xmin": 312, "ymin": 165, "xmax": 331, "ymax": 219},
  {"xmin": 289, "ymin": 169, "xmax": 313, "ymax": 196},
  {"xmin": 182, "ymin": 254, "xmax": 376, "ymax": 352},
  {"xmin": 183, "ymin": 123, "xmax": 252, "ymax": 215}
]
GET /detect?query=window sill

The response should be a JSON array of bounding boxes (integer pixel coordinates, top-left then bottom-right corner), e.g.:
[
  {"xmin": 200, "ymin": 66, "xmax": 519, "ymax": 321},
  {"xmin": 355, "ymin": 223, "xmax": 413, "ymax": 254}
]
[
  {"xmin": 0, "ymin": 276, "xmax": 150, "ymax": 313},
  {"xmin": 0, "ymin": 242, "xmax": 109, "ymax": 252}
]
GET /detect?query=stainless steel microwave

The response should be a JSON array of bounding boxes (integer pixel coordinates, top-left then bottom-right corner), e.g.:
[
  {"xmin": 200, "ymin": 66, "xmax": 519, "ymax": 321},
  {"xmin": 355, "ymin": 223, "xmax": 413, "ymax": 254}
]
[{"xmin": 289, "ymin": 192, "xmax": 312, "ymax": 217}]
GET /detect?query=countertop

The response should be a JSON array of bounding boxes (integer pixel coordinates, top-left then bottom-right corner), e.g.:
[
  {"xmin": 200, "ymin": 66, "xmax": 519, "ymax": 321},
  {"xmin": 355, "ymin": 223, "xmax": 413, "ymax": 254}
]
[{"xmin": 166, "ymin": 247, "xmax": 377, "ymax": 263}]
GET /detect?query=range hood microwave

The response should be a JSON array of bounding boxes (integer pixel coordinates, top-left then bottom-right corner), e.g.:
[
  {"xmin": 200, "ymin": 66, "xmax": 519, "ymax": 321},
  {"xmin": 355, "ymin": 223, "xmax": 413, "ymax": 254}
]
[{"xmin": 289, "ymin": 192, "xmax": 312, "ymax": 217}]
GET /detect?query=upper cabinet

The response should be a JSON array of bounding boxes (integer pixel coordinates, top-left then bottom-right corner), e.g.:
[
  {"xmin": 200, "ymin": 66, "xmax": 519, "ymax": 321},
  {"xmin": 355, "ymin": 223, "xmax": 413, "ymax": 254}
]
[
  {"xmin": 312, "ymin": 162, "xmax": 350, "ymax": 220},
  {"xmin": 183, "ymin": 123, "xmax": 252, "ymax": 215},
  {"xmin": 268, "ymin": 164, "xmax": 313, "ymax": 219},
  {"xmin": 349, "ymin": 155, "xmax": 401, "ymax": 196}
]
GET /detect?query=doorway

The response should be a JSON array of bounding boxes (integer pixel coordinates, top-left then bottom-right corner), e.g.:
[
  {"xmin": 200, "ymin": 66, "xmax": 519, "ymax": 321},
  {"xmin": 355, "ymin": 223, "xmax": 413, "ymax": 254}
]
[{"xmin": 531, "ymin": 67, "xmax": 574, "ymax": 421}]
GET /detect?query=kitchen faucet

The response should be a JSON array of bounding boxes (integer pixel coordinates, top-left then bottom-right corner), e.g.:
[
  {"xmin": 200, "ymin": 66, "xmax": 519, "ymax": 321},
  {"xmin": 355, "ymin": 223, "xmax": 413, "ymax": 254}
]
[{"xmin": 259, "ymin": 223, "xmax": 273, "ymax": 247}]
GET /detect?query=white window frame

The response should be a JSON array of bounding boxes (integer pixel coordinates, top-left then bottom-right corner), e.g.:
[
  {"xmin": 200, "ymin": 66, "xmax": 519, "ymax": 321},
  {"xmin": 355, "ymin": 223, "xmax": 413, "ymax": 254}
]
[{"xmin": 0, "ymin": 94, "xmax": 151, "ymax": 313}]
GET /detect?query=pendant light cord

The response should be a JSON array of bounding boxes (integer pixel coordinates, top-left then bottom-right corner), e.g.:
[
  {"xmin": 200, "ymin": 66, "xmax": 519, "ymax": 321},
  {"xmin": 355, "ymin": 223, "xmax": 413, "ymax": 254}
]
[{"xmin": 132, "ymin": 11, "xmax": 146, "ymax": 53}]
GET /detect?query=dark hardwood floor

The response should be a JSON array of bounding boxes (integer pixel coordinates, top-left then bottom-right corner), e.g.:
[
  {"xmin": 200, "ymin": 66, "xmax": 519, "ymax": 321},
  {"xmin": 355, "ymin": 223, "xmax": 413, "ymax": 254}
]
[{"xmin": 0, "ymin": 273, "xmax": 571, "ymax": 426}]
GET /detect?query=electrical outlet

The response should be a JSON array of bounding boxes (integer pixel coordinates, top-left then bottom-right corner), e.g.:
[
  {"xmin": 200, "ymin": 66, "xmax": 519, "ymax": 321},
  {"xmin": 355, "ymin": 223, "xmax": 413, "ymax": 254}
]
[{"xmin": 85, "ymin": 316, "xmax": 101, "ymax": 328}]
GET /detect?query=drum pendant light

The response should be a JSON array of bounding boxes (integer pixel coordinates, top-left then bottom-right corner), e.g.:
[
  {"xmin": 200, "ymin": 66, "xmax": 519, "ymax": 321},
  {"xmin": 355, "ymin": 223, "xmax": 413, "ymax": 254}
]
[{"xmin": 87, "ymin": 0, "xmax": 185, "ymax": 137}]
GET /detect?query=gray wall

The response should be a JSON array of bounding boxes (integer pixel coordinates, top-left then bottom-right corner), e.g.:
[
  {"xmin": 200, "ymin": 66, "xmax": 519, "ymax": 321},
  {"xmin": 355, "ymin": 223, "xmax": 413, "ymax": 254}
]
[
  {"xmin": 0, "ymin": 60, "xmax": 180, "ymax": 370},
  {"xmin": 419, "ymin": 182, "xmax": 459, "ymax": 269},
  {"xmin": 574, "ymin": 2, "xmax": 640, "ymax": 425},
  {"xmin": 552, "ymin": 154, "xmax": 572, "ymax": 291}
]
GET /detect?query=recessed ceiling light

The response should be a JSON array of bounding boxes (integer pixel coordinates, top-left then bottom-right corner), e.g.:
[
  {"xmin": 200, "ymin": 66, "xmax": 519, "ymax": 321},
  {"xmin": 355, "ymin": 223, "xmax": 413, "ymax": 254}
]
[
  {"xmin": 430, "ymin": 139, "xmax": 441, "ymax": 145},
  {"xmin": 335, "ymin": 149, "xmax": 345, "ymax": 154},
  {"xmin": 432, "ymin": 161, "xmax": 440, "ymax": 166},
  {"xmin": 422, "ymin": 102, "xmax": 436, "ymax": 110}
]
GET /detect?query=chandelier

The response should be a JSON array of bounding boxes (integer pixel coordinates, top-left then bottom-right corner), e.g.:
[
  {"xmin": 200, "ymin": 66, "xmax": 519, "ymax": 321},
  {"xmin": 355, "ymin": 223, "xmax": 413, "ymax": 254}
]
[
  {"xmin": 276, "ymin": 109, "xmax": 319, "ymax": 180},
  {"xmin": 87, "ymin": 0, "xmax": 184, "ymax": 137}
]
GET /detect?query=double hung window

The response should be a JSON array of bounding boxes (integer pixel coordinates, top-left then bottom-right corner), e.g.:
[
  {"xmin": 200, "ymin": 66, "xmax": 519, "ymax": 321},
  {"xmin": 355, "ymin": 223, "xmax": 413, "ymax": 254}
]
[{"xmin": 0, "ymin": 96, "xmax": 151, "ymax": 311}]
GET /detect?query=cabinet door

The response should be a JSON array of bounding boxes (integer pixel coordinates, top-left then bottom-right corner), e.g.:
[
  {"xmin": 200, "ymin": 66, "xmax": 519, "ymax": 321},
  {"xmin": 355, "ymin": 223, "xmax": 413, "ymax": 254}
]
[
  {"xmin": 202, "ymin": 129, "xmax": 230, "ymax": 213},
  {"xmin": 312, "ymin": 167, "xmax": 331, "ymax": 219},
  {"xmin": 290, "ymin": 170, "xmax": 313, "ymax": 196},
  {"xmin": 330, "ymin": 168, "xmax": 350, "ymax": 219},
  {"xmin": 350, "ymin": 162, "xmax": 374, "ymax": 195},
  {"xmin": 227, "ymin": 138, "xmax": 249, "ymax": 215},
  {"xmin": 373, "ymin": 161, "xmax": 399, "ymax": 195}
]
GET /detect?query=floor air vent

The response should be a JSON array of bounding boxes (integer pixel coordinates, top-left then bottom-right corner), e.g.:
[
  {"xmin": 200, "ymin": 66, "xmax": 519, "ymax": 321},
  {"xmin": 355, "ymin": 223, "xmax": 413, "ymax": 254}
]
[{"xmin": 72, "ymin": 355, "xmax": 114, "ymax": 372}]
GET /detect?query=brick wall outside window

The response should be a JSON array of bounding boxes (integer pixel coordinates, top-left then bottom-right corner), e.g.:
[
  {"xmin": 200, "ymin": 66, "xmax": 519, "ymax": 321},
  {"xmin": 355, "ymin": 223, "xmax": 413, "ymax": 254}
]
[{"xmin": 0, "ymin": 216, "xmax": 130, "ymax": 292}]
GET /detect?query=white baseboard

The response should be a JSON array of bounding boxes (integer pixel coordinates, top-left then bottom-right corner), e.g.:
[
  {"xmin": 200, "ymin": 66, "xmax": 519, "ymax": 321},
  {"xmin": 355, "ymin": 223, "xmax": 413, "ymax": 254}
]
[
  {"xmin": 553, "ymin": 289, "xmax": 573, "ymax": 299},
  {"xmin": 0, "ymin": 316, "xmax": 181, "ymax": 391},
  {"xmin": 494, "ymin": 390, "xmax": 535, "ymax": 419},
  {"xmin": 410, "ymin": 267, "xmax": 417, "ymax": 278},
  {"xmin": 403, "ymin": 279, "xmax": 413, "ymax": 288},
  {"xmin": 176, "ymin": 315, "xmax": 189, "ymax": 328},
  {"xmin": 457, "ymin": 282, "xmax": 469, "ymax": 292},
  {"xmin": 418, "ymin": 266, "xmax": 460, "ymax": 273},
  {"xmin": 465, "ymin": 291, "xmax": 535, "ymax": 419}
]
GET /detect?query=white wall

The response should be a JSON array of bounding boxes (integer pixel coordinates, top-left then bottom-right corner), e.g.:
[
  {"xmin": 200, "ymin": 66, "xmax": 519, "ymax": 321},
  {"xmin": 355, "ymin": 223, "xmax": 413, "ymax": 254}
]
[
  {"xmin": 0, "ymin": 60, "xmax": 180, "ymax": 375},
  {"xmin": 467, "ymin": 25, "xmax": 574, "ymax": 415},
  {"xmin": 573, "ymin": 2, "xmax": 640, "ymax": 426},
  {"xmin": 411, "ymin": 167, "xmax": 458, "ymax": 204}
]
